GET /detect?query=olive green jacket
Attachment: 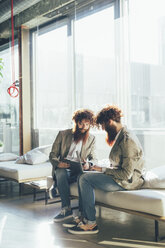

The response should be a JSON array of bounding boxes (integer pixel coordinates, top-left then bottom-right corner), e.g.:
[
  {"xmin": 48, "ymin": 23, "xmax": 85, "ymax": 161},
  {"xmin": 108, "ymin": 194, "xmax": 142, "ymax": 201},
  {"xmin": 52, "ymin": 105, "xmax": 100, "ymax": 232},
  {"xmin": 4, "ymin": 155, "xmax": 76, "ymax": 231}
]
[
  {"xmin": 105, "ymin": 126, "xmax": 145, "ymax": 190},
  {"xmin": 49, "ymin": 129, "xmax": 97, "ymax": 176}
]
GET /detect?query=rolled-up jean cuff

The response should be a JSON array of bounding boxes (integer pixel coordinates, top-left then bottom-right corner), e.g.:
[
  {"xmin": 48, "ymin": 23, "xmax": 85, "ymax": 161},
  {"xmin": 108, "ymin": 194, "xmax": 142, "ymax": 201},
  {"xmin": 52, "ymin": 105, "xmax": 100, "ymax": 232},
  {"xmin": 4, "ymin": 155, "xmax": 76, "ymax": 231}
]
[
  {"xmin": 87, "ymin": 220, "xmax": 96, "ymax": 225},
  {"xmin": 63, "ymin": 206, "xmax": 71, "ymax": 211}
]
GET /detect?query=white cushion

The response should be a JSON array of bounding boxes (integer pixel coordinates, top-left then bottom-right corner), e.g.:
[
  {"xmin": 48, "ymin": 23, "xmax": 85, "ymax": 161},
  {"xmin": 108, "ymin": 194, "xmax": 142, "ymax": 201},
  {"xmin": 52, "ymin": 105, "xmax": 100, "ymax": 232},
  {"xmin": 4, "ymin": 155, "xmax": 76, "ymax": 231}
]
[
  {"xmin": 15, "ymin": 145, "xmax": 52, "ymax": 165},
  {"xmin": 37, "ymin": 145, "xmax": 52, "ymax": 156},
  {"xmin": 142, "ymin": 165, "xmax": 165, "ymax": 189},
  {"xmin": 24, "ymin": 150, "xmax": 48, "ymax": 165},
  {"xmin": 0, "ymin": 153, "xmax": 18, "ymax": 162}
]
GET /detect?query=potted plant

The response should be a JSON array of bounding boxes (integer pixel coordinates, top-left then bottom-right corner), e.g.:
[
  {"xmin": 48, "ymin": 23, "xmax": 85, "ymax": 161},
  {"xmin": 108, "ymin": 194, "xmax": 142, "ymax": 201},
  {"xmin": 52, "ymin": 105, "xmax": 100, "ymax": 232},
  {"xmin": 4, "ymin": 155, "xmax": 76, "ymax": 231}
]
[
  {"xmin": 0, "ymin": 58, "xmax": 4, "ymax": 84},
  {"xmin": 0, "ymin": 140, "xmax": 4, "ymax": 153},
  {"xmin": 0, "ymin": 58, "xmax": 4, "ymax": 78}
]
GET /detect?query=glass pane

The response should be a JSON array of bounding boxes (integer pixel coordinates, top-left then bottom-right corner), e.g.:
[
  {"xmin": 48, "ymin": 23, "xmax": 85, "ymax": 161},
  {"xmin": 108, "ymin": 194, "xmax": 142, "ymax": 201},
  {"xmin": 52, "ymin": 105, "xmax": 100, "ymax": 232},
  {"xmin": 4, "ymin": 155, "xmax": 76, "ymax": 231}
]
[
  {"xmin": 34, "ymin": 24, "xmax": 72, "ymax": 130},
  {"xmin": 129, "ymin": 0, "xmax": 165, "ymax": 129},
  {"xmin": 0, "ymin": 45, "xmax": 19, "ymax": 154},
  {"xmin": 32, "ymin": 22, "xmax": 74, "ymax": 146},
  {"xmin": 128, "ymin": 0, "xmax": 165, "ymax": 168},
  {"xmin": 74, "ymin": 4, "xmax": 115, "ymax": 159},
  {"xmin": 74, "ymin": 5, "xmax": 116, "ymax": 111}
]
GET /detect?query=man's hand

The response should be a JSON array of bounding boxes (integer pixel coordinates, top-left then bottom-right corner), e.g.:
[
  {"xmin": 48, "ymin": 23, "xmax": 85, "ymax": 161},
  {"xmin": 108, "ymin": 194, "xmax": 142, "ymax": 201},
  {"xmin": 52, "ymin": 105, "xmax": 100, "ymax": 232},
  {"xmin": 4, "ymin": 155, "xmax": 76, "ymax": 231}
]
[
  {"xmin": 90, "ymin": 165, "xmax": 102, "ymax": 172},
  {"xmin": 58, "ymin": 162, "xmax": 70, "ymax": 168},
  {"xmin": 83, "ymin": 162, "xmax": 90, "ymax": 171}
]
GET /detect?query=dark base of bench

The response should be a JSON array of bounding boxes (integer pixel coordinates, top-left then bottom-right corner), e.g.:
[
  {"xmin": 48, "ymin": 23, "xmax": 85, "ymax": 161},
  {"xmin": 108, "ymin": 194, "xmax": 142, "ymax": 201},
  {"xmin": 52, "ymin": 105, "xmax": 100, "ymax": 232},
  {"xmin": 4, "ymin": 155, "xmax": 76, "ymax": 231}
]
[
  {"xmin": 155, "ymin": 220, "xmax": 165, "ymax": 242},
  {"xmin": 96, "ymin": 201, "xmax": 165, "ymax": 242}
]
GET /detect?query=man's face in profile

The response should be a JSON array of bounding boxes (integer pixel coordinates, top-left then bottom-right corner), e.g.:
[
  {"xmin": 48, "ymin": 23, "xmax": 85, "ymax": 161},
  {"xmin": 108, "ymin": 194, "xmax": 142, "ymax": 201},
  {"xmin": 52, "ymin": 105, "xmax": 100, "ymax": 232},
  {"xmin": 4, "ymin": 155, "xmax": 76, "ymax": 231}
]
[{"xmin": 102, "ymin": 120, "xmax": 118, "ymax": 146}]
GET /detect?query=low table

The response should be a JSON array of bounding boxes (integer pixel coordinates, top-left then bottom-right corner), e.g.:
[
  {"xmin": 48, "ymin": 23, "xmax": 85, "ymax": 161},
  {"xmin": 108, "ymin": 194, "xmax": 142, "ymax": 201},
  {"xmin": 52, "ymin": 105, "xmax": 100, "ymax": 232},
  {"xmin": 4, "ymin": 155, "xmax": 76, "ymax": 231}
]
[
  {"xmin": 25, "ymin": 180, "xmax": 62, "ymax": 205},
  {"xmin": 25, "ymin": 180, "xmax": 49, "ymax": 204}
]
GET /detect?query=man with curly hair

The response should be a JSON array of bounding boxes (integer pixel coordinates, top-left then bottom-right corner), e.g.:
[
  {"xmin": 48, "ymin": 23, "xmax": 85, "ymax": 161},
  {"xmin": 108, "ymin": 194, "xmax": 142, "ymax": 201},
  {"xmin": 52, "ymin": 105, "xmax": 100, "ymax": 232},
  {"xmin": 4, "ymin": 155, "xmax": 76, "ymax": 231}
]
[
  {"xmin": 49, "ymin": 109, "xmax": 97, "ymax": 222},
  {"xmin": 68, "ymin": 105, "xmax": 144, "ymax": 234}
]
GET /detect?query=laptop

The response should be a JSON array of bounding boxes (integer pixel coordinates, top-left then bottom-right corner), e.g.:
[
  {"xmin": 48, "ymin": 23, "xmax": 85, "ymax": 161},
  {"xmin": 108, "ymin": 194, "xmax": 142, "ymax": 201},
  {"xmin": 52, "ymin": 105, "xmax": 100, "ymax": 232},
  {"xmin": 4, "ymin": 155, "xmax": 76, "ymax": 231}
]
[{"xmin": 61, "ymin": 151, "xmax": 84, "ymax": 175}]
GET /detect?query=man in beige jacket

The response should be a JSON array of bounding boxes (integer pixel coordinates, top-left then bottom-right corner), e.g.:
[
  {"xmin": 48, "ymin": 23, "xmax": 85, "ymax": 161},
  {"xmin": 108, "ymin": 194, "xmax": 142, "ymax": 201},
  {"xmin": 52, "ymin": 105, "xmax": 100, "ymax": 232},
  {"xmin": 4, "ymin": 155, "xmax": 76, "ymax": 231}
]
[
  {"xmin": 49, "ymin": 109, "xmax": 97, "ymax": 222},
  {"xmin": 68, "ymin": 105, "xmax": 145, "ymax": 235}
]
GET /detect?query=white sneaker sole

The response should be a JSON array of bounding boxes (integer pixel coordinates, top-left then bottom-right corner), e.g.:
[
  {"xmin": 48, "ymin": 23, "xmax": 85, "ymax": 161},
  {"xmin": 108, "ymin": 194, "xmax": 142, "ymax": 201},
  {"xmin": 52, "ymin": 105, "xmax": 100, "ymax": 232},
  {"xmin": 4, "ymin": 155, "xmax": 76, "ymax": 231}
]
[
  {"xmin": 68, "ymin": 229, "xmax": 99, "ymax": 234},
  {"xmin": 63, "ymin": 223, "xmax": 76, "ymax": 228},
  {"xmin": 53, "ymin": 215, "xmax": 73, "ymax": 223}
]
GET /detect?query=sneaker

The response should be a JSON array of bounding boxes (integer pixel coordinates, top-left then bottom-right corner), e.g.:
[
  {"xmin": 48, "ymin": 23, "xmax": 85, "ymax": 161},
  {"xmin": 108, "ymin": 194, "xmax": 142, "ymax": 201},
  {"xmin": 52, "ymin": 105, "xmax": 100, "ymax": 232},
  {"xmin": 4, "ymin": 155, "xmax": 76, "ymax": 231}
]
[
  {"xmin": 49, "ymin": 185, "xmax": 58, "ymax": 199},
  {"xmin": 68, "ymin": 223, "xmax": 99, "ymax": 234},
  {"xmin": 63, "ymin": 216, "xmax": 83, "ymax": 228},
  {"xmin": 54, "ymin": 209, "xmax": 73, "ymax": 223}
]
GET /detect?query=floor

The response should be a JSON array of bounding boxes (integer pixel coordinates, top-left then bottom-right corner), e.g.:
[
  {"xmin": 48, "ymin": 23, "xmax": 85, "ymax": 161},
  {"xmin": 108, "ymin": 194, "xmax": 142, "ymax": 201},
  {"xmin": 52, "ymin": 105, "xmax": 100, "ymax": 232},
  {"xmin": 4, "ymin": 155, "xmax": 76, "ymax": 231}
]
[{"xmin": 0, "ymin": 180, "xmax": 165, "ymax": 248}]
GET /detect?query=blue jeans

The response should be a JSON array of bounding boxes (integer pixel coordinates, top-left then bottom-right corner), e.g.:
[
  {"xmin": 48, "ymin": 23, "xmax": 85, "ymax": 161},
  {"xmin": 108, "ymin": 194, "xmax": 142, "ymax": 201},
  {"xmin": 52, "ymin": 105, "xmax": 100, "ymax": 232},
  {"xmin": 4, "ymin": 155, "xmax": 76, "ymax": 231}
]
[
  {"xmin": 78, "ymin": 172, "xmax": 125, "ymax": 222},
  {"xmin": 55, "ymin": 168, "xmax": 79, "ymax": 208}
]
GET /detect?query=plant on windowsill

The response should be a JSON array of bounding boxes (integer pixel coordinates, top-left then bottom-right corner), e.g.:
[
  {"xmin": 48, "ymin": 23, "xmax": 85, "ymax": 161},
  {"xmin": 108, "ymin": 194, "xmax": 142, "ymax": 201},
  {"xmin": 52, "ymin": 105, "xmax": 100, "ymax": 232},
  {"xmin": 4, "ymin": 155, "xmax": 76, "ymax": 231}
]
[
  {"xmin": 0, "ymin": 141, "xmax": 4, "ymax": 153},
  {"xmin": 0, "ymin": 58, "xmax": 4, "ymax": 83}
]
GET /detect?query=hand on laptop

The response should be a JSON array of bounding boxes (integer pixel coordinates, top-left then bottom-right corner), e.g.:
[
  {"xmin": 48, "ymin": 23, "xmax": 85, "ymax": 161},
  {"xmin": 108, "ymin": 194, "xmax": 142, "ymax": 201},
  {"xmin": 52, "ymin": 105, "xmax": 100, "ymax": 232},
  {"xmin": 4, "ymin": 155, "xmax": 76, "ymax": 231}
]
[
  {"xmin": 82, "ymin": 162, "xmax": 90, "ymax": 171},
  {"xmin": 58, "ymin": 162, "xmax": 70, "ymax": 168}
]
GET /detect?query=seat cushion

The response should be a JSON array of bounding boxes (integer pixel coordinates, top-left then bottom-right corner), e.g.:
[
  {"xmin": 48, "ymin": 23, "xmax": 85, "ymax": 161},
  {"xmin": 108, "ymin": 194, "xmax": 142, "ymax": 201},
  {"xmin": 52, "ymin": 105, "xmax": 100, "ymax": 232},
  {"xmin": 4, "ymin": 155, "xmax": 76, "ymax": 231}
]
[
  {"xmin": 0, "ymin": 161, "xmax": 52, "ymax": 182},
  {"xmin": 142, "ymin": 165, "xmax": 165, "ymax": 189},
  {"xmin": 70, "ymin": 183, "xmax": 165, "ymax": 217}
]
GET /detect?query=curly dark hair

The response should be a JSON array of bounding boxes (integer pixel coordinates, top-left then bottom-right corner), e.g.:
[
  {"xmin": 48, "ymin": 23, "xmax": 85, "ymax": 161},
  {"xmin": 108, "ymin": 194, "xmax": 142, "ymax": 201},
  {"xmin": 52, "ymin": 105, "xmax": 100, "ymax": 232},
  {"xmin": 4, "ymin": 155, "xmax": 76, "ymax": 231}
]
[
  {"xmin": 72, "ymin": 109, "xmax": 95, "ymax": 126},
  {"xmin": 96, "ymin": 105, "xmax": 123, "ymax": 126}
]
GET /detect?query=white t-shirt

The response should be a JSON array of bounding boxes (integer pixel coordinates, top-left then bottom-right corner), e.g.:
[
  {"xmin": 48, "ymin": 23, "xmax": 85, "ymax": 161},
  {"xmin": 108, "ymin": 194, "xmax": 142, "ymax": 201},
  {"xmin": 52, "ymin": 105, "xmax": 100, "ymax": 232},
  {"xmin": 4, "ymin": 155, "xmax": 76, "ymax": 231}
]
[{"xmin": 66, "ymin": 139, "xmax": 83, "ymax": 162}]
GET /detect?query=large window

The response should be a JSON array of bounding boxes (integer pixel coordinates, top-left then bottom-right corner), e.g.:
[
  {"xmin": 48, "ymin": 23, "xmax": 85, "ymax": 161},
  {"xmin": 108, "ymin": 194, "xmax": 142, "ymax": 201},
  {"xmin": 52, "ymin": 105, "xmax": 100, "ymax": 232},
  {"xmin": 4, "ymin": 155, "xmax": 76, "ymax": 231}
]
[
  {"xmin": 32, "ymin": 2, "xmax": 116, "ymax": 159},
  {"xmin": 31, "ymin": 0, "xmax": 165, "ymax": 168}
]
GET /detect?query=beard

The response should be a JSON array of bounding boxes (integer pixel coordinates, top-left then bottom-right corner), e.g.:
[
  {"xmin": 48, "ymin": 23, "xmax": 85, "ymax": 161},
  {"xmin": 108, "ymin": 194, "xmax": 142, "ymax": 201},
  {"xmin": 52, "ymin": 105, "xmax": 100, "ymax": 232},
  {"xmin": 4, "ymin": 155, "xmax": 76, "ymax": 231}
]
[
  {"xmin": 105, "ymin": 124, "xmax": 118, "ymax": 146},
  {"xmin": 73, "ymin": 125, "xmax": 89, "ymax": 144}
]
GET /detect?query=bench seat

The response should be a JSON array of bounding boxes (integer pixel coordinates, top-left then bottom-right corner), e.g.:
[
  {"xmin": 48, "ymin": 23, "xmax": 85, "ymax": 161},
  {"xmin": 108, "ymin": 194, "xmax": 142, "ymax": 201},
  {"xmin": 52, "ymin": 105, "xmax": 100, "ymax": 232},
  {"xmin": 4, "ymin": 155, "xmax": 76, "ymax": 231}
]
[
  {"xmin": 70, "ymin": 183, "xmax": 165, "ymax": 217},
  {"xmin": 0, "ymin": 161, "xmax": 52, "ymax": 183},
  {"xmin": 69, "ymin": 182, "xmax": 165, "ymax": 241}
]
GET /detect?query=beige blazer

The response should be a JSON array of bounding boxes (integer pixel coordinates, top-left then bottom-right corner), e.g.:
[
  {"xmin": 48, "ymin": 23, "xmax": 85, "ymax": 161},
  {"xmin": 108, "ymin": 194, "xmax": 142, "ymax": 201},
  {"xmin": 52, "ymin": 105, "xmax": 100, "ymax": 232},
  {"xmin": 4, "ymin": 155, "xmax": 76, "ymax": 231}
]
[
  {"xmin": 105, "ymin": 126, "xmax": 145, "ymax": 190},
  {"xmin": 49, "ymin": 129, "xmax": 97, "ymax": 176}
]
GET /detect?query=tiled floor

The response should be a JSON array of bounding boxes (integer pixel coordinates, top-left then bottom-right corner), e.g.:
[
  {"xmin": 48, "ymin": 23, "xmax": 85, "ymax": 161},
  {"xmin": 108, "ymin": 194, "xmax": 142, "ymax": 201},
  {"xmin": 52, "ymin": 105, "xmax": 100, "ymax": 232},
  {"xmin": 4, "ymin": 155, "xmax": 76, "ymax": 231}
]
[{"xmin": 0, "ymin": 181, "xmax": 165, "ymax": 248}]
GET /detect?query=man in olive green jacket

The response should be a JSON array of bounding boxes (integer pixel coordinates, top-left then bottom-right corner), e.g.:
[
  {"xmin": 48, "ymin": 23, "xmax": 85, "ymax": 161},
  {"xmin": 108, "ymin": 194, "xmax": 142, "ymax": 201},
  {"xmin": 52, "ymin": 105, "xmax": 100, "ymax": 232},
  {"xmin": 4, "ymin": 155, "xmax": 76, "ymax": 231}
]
[
  {"xmin": 50, "ymin": 129, "xmax": 97, "ymax": 175},
  {"xmin": 49, "ymin": 109, "xmax": 97, "ymax": 222},
  {"xmin": 68, "ymin": 105, "xmax": 145, "ymax": 235}
]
